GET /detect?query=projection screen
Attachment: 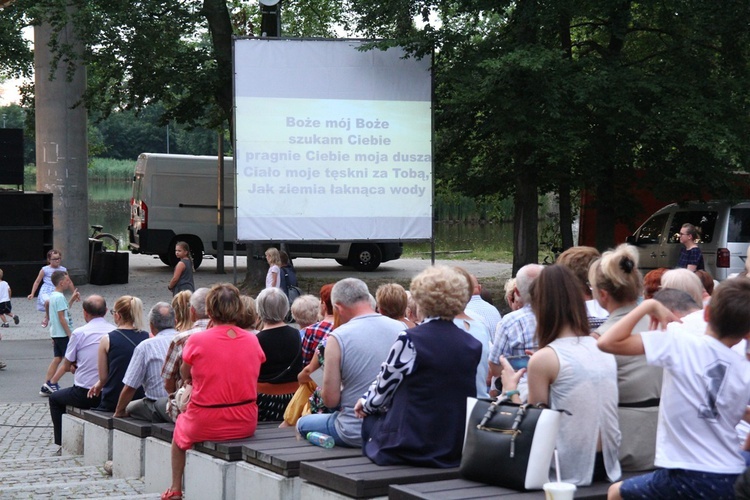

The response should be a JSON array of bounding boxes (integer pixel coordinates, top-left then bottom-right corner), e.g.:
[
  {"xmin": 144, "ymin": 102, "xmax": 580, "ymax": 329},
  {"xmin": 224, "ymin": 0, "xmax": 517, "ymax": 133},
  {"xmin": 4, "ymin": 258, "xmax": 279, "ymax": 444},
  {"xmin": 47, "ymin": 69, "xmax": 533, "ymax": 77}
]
[{"xmin": 233, "ymin": 38, "xmax": 433, "ymax": 241}]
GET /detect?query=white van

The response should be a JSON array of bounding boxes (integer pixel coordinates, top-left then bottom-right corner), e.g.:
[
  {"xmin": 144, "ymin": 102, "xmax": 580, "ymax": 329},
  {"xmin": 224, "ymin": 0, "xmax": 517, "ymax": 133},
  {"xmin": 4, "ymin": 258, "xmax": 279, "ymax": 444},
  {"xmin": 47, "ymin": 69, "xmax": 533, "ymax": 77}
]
[
  {"xmin": 626, "ymin": 200, "xmax": 750, "ymax": 280},
  {"xmin": 128, "ymin": 153, "xmax": 402, "ymax": 270}
]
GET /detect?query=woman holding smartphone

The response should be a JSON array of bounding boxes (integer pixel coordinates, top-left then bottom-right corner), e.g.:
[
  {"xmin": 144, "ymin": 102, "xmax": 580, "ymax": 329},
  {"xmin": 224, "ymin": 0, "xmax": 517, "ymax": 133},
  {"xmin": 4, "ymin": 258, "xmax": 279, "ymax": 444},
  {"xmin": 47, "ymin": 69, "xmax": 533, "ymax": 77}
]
[{"xmin": 501, "ymin": 265, "xmax": 621, "ymax": 486}]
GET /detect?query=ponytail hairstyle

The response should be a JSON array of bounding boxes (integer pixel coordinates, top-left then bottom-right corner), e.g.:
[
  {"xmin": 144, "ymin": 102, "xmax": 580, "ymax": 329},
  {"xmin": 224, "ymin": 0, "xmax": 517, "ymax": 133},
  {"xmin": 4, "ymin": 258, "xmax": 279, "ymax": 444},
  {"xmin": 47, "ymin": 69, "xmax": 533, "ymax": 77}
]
[
  {"xmin": 589, "ymin": 244, "xmax": 642, "ymax": 305},
  {"xmin": 113, "ymin": 295, "xmax": 145, "ymax": 331},
  {"xmin": 176, "ymin": 241, "xmax": 194, "ymax": 271}
]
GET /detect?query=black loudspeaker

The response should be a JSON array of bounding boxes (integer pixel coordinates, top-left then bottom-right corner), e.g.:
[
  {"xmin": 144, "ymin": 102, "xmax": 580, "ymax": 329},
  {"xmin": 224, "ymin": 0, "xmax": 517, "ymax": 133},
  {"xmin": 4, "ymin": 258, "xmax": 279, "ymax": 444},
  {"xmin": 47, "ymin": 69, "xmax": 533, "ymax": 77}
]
[{"xmin": 0, "ymin": 129, "xmax": 24, "ymax": 185}]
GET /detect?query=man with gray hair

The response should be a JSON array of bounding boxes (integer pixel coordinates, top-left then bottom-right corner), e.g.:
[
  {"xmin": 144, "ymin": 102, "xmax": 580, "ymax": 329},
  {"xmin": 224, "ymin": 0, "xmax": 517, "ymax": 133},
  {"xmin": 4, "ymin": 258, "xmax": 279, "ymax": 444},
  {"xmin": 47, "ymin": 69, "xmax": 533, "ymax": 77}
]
[
  {"xmin": 489, "ymin": 264, "xmax": 543, "ymax": 379},
  {"xmin": 296, "ymin": 278, "xmax": 404, "ymax": 447},
  {"xmin": 114, "ymin": 302, "xmax": 177, "ymax": 422},
  {"xmin": 654, "ymin": 288, "xmax": 706, "ymax": 337}
]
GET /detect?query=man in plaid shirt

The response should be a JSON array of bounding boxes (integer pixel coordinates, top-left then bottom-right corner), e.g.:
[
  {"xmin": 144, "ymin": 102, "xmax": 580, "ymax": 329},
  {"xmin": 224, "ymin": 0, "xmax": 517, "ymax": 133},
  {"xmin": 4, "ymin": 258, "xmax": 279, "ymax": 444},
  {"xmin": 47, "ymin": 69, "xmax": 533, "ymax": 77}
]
[{"xmin": 300, "ymin": 284, "xmax": 335, "ymax": 366}]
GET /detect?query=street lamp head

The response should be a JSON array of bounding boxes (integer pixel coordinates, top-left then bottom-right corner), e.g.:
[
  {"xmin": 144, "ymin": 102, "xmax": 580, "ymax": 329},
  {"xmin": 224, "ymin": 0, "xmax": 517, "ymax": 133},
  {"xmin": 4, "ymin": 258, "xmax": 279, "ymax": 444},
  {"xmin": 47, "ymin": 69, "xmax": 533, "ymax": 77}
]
[{"xmin": 259, "ymin": 0, "xmax": 280, "ymax": 6}]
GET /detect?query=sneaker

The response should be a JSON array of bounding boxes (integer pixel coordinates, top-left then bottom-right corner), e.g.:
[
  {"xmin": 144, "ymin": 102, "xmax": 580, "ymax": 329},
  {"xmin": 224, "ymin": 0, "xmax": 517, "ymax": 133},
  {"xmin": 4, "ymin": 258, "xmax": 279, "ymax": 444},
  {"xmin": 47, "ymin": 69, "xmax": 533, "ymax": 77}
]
[
  {"xmin": 0, "ymin": 361, "xmax": 6, "ymax": 370},
  {"xmin": 1, "ymin": 323, "xmax": 7, "ymax": 328},
  {"xmin": 12, "ymin": 315, "xmax": 18, "ymax": 325},
  {"xmin": 40, "ymin": 382, "xmax": 59, "ymax": 396}
]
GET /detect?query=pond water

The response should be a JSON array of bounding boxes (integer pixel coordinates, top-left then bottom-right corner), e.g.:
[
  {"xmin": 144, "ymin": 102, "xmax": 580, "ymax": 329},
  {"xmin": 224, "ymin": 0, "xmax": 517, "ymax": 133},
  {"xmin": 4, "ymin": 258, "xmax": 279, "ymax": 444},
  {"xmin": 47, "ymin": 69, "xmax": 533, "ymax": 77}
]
[{"xmin": 84, "ymin": 180, "xmax": 515, "ymax": 258}]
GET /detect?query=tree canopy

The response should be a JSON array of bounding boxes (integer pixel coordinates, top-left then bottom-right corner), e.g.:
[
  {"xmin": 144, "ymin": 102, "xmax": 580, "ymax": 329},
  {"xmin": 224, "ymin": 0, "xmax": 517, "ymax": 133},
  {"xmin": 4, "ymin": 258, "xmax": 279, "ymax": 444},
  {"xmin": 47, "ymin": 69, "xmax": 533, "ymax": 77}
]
[{"xmin": 3, "ymin": 0, "xmax": 750, "ymax": 273}]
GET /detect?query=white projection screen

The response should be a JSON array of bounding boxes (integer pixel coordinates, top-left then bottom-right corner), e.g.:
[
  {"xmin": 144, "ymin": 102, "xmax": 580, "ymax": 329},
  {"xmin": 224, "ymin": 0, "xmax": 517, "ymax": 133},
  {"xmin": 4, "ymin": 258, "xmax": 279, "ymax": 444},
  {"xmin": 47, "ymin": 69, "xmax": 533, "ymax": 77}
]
[{"xmin": 233, "ymin": 38, "xmax": 433, "ymax": 242}]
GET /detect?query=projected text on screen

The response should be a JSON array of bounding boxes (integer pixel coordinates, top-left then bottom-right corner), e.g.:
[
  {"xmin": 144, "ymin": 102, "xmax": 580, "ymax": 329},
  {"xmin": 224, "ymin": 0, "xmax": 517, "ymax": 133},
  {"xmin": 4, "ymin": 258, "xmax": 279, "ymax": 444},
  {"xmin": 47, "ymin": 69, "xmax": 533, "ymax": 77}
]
[{"xmin": 233, "ymin": 39, "xmax": 433, "ymax": 242}]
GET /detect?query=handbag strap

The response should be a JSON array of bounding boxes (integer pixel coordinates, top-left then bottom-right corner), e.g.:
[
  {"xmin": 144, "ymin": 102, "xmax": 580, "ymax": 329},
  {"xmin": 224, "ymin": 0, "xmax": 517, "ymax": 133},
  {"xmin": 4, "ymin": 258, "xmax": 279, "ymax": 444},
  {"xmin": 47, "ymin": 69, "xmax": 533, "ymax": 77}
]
[
  {"xmin": 476, "ymin": 400, "xmax": 528, "ymax": 458},
  {"xmin": 114, "ymin": 329, "xmax": 139, "ymax": 348}
]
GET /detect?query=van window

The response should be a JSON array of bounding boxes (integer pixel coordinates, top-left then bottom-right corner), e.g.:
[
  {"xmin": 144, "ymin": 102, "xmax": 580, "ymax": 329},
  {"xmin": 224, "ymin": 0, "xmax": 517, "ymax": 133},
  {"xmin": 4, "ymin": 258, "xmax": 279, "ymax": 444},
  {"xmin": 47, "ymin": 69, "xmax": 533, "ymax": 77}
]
[
  {"xmin": 667, "ymin": 211, "xmax": 718, "ymax": 244},
  {"xmin": 635, "ymin": 213, "xmax": 669, "ymax": 244},
  {"xmin": 728, "ymin": 208, "xmax": 750, "ymax": 243}
]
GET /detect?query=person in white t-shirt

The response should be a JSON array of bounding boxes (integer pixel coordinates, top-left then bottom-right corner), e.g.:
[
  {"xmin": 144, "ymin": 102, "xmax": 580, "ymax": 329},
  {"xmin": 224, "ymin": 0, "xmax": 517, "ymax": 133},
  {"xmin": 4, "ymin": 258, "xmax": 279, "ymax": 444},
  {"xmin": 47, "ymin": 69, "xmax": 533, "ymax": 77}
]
[{"xmin": 598, "ymin": 278, "xmax": 750, "ymax": 500}]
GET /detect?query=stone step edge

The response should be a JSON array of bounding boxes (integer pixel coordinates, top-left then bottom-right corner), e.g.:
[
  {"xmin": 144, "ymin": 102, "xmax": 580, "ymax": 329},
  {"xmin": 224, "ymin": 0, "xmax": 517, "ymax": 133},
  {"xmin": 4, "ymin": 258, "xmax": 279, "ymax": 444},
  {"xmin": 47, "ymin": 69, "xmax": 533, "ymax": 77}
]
[
  {"xmin": 0, "ymin": 477, "xmax": 144, "ymax": 494},
  {"xmin": 0, "ymin": 464, "xmax": 106, "ymax": 480},
  {"xmin": 0, "ymin": 455, "xmax": 84, "ymax": 467}
]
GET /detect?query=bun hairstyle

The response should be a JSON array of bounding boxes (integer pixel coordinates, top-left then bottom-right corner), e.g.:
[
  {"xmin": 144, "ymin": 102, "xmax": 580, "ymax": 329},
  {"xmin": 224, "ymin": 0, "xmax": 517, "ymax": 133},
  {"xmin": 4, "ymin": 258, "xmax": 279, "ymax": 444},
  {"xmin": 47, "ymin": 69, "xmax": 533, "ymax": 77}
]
[{"xmin": 589, "ymin": 244, "xmax": 643, "ymax": 304}]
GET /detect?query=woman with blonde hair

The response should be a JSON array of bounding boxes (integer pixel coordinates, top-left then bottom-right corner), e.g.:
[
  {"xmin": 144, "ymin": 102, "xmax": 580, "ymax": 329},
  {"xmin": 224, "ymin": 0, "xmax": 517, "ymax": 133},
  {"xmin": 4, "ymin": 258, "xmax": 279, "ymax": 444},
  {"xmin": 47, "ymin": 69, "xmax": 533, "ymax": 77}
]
[
  {"xmin": 89, "ymin": 296, "xmax": 149, "ymax": 411},
  {"xmin": 589, "ymin": 244, "xmax": 661, "ymax": 472},
  {"xmin": 171, "ymin": 290, "xmax": 193, "ymax": 332},
  {"xmin": 355, "ymin": 266, "xmax": 482, "ymax": 467},
  {"xmin": 264, "ymin": 248, "xmax": 281, "ymax": 289}
]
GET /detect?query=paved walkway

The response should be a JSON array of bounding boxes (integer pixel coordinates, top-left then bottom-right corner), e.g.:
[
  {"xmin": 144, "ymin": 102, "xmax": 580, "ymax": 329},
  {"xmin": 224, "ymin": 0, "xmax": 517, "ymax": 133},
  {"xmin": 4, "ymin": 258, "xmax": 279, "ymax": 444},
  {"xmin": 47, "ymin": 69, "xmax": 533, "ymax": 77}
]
[{"xmin": 0, "ymin": 403, "xmax": 152, "ymax": 498}]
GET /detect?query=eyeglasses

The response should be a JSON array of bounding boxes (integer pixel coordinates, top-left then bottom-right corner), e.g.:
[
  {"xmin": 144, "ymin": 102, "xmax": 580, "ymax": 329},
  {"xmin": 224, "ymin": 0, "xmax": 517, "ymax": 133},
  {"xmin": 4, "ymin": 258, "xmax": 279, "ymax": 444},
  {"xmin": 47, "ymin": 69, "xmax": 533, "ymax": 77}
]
[{"xmin": 111, "ymin": 310, "xmax": 118, "ymax": 316}]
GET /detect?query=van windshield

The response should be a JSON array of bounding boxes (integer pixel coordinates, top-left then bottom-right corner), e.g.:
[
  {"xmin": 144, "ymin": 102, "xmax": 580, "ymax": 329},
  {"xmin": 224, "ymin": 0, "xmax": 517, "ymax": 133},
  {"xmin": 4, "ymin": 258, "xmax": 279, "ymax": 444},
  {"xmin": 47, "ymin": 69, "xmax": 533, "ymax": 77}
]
[
  {"xmin": 667, "ymin": 211, "xmax": 718, "ymax": 244},
  {"xmin": 728, "ymin": 208, "xmax": 750, "ymax": 243}
]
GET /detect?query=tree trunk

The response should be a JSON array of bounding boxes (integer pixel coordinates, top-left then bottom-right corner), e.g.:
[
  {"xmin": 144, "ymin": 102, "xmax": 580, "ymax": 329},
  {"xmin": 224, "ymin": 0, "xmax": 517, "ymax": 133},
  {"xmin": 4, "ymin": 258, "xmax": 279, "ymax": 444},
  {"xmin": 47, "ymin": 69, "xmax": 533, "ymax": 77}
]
[
  {"xmin": 558, "ymin": 181, "xmax": 574, "ymax": 249},
  {"xmin": 512, "ymin": 152, "xmax": 539, "ymax": 275},
  {"xmin": 202, "ymin": 0, "xmax": 234, "ymax": 140},
  {"xmin": 243, "ymin": 243, "xmax": 269, "ymax": 295},
  {"xmin": 594, "ymin": 178, "xmax": 616, "ymax": 251}
]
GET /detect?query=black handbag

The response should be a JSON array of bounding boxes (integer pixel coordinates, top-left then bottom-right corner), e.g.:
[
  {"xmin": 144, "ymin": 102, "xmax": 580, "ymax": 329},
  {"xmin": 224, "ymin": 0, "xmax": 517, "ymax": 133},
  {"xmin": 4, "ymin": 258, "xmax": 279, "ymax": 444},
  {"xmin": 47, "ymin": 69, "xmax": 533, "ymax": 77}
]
[{"xmin": 460, "ymin": 397, "xmax": 564, "ymax": 491}]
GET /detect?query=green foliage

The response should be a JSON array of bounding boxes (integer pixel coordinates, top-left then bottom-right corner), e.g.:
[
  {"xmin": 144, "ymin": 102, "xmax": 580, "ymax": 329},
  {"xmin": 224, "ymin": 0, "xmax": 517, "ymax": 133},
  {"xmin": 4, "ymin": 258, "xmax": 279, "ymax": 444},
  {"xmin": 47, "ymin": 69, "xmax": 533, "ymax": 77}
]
[{"xmin": 87, "ymin": 158, "xmax": 133, "ymax": 180}]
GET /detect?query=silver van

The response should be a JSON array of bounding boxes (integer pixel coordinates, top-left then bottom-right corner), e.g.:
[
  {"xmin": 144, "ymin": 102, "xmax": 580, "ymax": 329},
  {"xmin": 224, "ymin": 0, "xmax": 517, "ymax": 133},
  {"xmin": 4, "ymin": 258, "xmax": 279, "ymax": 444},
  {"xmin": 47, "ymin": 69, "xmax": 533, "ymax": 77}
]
[{"xmin": 626, "ymin": 201, "xmax": 750, "ymax": 280}]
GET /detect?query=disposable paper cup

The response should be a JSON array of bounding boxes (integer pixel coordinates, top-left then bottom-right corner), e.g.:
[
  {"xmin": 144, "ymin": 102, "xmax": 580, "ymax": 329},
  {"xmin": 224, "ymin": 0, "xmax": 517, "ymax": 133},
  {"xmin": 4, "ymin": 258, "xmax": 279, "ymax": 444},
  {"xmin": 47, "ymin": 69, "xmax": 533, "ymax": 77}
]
[{"xmin": 543, "ymin": 482, "xmax": 577, "ymax": 500}]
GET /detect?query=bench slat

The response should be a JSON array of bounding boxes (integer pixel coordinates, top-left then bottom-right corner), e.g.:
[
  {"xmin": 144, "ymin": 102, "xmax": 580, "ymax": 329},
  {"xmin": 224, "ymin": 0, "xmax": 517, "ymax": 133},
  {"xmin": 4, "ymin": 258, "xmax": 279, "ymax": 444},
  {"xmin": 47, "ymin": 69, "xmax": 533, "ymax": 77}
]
[
  {"xmin": 300, "ymin": 456, "xmax": 461, "ymax": 498},
  {"xmin": 82, "ymin": 410, "xmax": 115, "ymax": 429},
  {"xmin": 151, "ymin": 423, "xmax": 175, "ymax": 442},
  {"xmin": 113, "ymin": 417, "xmax": 153, "ymax": 438},
  {"xmin": 388, "ymin": 477, "xmax": 620, "ymax": 500}
]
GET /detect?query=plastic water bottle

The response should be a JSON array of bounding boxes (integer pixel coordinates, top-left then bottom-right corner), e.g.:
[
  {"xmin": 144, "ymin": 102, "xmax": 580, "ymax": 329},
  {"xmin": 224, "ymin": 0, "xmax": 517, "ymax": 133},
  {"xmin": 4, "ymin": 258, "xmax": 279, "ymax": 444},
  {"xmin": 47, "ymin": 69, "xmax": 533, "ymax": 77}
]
[{"xmin": 306, "ymin": 432, "xmax": 335, "ymax": 449}]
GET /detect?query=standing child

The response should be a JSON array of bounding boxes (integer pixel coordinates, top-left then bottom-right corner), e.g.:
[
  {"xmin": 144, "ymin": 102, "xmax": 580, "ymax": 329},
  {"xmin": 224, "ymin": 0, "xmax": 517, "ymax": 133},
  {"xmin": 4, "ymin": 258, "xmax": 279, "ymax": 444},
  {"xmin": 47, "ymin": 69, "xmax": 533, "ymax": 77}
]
[
  {"xmin": 167, "ymin": 241, "xmax": 194, "ymax": 296},
  {"xmin": 0, "ymin": 269, "xmax": 20, "ymax": 328},
  {"xmin": 265, "ymin": 248, "xmax": 281, "ymax": 289},
  {"xmin": 598, "ymin": 278, "xmax": 750, "ymax": 500},
  {"xmin": 28, "ymin": 249, "xmax": 67, "ymax": 328},
  {"xmin": 40, "ymin": 270, "xmax": 80, "ymax": 396}
]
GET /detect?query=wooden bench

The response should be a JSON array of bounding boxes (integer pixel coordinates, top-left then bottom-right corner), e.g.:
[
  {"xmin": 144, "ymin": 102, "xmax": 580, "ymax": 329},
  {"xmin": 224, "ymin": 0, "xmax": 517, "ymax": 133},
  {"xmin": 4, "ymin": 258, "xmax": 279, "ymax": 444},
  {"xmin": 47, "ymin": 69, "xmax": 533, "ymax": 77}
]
[
  {"xmin": 241, "ymin": 427, "xmax": 362, "ymax": 477},
  {"xmin": 389, "ymin": 478, "xmax": 609, "ymax": 499},
  {"xmin": 388, "ymin": 472, "xmax": 640, "ymax": 500},
  {"xmin": 300, "ymin": 456, "xmax": 461, "ymax": 498}
]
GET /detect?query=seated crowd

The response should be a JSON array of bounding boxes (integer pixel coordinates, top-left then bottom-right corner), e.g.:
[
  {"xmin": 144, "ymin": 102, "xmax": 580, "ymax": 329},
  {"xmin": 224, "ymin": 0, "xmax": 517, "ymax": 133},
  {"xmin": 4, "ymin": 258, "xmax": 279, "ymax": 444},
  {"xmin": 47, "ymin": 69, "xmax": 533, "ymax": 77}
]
[{"xmin": 48, "ymin": 246, "xmax": 750, "ymax": 500}]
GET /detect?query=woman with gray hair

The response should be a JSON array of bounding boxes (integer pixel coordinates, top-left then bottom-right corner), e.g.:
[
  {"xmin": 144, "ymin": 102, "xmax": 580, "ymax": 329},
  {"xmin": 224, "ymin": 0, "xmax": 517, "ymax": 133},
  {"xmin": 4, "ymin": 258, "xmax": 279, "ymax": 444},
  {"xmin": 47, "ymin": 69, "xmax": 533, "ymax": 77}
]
[
  {"xmin": 354, "ymin": 266, "xmax": 482, "ymax": 467},
  {"xmin": 256, "ymin": 287, "xmax": 303, "ymax": 421}
]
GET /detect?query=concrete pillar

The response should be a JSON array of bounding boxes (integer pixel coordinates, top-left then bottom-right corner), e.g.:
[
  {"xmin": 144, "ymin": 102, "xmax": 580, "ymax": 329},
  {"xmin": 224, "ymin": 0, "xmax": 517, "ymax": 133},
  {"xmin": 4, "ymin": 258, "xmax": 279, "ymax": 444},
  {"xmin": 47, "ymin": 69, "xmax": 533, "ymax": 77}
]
[{"xmin": 34, "ymin": 11, "xmax": 89, "ymax": 283}]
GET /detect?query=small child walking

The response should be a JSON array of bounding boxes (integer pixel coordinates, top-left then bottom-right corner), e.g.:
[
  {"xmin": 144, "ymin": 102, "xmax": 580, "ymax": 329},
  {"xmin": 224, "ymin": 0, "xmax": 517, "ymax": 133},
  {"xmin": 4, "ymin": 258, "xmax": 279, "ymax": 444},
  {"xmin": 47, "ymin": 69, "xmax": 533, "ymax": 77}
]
[
  {"xmin": 0, "ymin": 269, "xmax": 20, "ymax": 328},
  {"xmin": 28, "ymin": 249, "xmax": 67, "ymax": 328},
  {"xmin": 167, "ymin": 241, "xmax": 195, "ymax": 296},
  {"xmin": 40, "ymin": 270, "xmax": 79, "ymax": 396}
]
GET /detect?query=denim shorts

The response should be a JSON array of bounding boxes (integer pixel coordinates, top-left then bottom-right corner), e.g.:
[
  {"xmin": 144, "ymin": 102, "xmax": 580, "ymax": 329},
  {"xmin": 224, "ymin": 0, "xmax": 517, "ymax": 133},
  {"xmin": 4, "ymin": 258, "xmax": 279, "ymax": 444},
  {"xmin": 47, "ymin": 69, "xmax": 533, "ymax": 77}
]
[{"xmin": 620, "ymin": 468, "xmax": 738, "ymax": 499}]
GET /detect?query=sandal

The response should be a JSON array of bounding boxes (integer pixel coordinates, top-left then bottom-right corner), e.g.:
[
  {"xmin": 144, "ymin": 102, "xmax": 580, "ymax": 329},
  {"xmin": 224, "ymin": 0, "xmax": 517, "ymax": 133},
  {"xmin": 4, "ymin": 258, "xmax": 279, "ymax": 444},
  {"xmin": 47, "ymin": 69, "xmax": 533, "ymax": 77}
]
[{"xmin": 161, "ymin": 488, "xmax": 182, "ymax": 500}]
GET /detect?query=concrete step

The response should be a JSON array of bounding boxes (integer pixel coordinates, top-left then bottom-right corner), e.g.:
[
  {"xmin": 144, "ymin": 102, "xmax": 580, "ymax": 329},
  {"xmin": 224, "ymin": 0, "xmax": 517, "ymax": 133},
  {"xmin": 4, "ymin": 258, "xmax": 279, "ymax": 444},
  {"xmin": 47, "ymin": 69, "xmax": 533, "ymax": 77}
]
[
  {"xmin": 0, "ymin": 454, "xmax": 85, "ymax": 471},
  {"xmin": 0, "ymin": 476, "xmax": 150, "ymax": 499},
  {"xmin": 0, "ymin": 454, "xmax": 152, "ymax": 499}
]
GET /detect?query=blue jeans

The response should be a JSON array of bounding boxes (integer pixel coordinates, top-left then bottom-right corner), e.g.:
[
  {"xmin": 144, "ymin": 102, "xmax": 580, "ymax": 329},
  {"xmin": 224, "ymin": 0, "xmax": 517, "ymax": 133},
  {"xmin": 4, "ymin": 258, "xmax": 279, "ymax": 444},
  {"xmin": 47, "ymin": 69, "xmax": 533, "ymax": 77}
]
[{"xmin": 296, "ymin": 412, "xmax": 351, "ymax": 447}]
